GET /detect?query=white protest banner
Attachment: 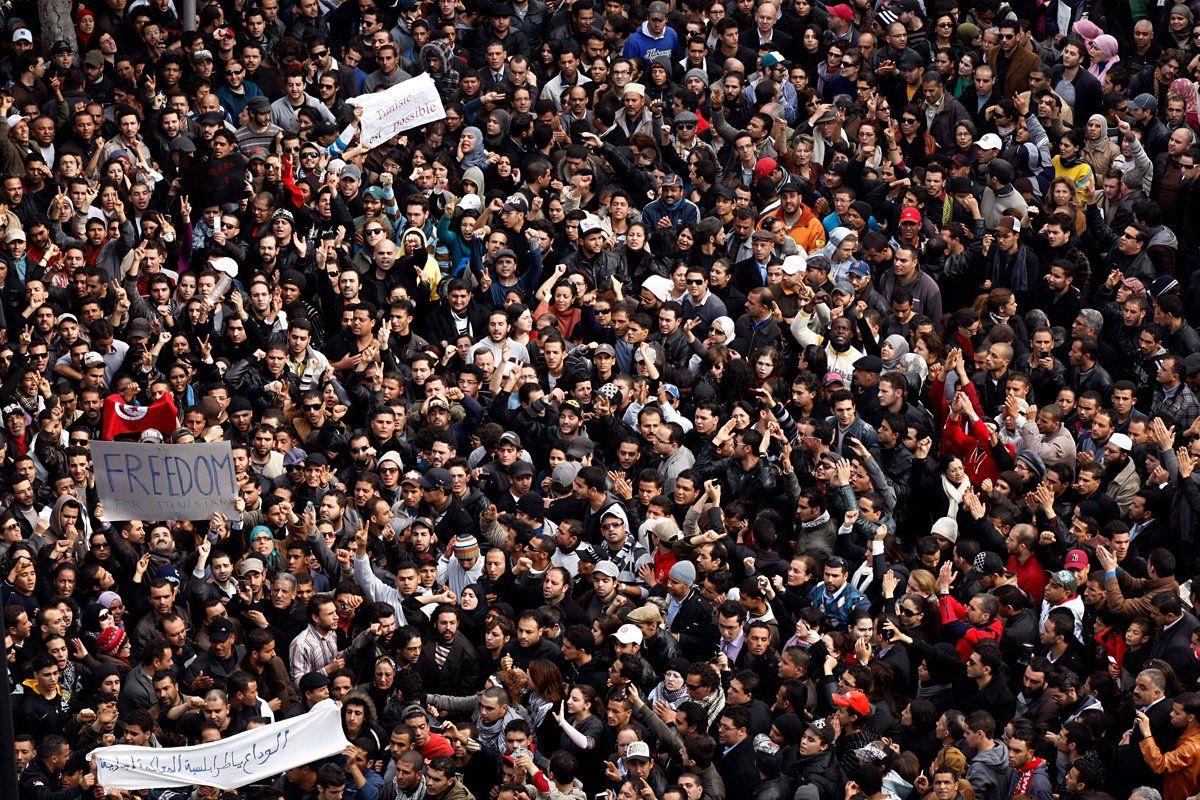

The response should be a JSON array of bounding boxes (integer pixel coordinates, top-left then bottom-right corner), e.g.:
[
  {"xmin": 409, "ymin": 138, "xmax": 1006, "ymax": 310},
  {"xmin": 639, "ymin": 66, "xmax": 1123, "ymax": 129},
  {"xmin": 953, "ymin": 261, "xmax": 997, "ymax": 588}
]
[
  {"xmin": 92, "ymin": 440, "xmax": 238, "ymax": 521},
  {"xmin": 90, "ymin": 699, "xmax": 349, "ymax": 790},
  {"xmin": 348, "ymin": 73, "xmax": 446, "ymax": 150}
]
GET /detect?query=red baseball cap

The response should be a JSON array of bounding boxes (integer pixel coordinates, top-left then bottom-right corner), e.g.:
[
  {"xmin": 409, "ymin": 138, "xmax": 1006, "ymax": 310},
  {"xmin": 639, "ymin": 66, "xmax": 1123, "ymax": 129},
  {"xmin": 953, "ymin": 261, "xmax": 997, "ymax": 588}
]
[
  {"xmin": 828, "ymin": 4, "xmax": 854, "ymax": 21},
  {"xmin": 1064, "ymin": 549, "xmax": 1089, "ymax": 570},
  {"xmin": 833, "ymin": 690, "xmax": 872, "ymax": 717},
  {"xmin": 899, "ymin": 207, "xmax": 921, "ymax": 224}
]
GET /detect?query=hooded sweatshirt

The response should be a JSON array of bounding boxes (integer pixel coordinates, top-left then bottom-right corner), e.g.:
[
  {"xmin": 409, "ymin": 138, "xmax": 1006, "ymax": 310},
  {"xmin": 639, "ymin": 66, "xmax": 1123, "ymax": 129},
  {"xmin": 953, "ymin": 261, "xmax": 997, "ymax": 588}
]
[
  {"xmin": 622, "ymin": 20, "xmax": 679, "ymax": 66},
  {"xmin": 965, "ymin": 741, "xmax": 1010, "ymax": 800},
  {"xmin": 398, "ymin": 226, "xmax": 444, "ymax": 300},
  {"xmin": 421, "ymin": 41, "xmax": 460, "ymax": 100}
]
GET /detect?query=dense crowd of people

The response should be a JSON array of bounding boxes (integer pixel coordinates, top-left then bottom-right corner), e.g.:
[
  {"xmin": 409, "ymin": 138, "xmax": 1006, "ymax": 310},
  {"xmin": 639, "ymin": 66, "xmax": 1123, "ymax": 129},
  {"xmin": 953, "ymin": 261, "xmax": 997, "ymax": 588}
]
[{"xmin": 8, "ymin": 3, "xmax": 1200, "ymax": 800}]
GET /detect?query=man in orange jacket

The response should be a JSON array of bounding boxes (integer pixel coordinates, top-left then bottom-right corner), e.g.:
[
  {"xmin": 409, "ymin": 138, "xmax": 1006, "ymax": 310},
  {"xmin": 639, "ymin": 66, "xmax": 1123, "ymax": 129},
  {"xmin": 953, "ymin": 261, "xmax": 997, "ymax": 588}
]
[
  {"xmin": 1139, "ymin": 692, "xmax": 1200, "ymax": 800},
  {"xmin": 759, "ymin": 179, "xmax": 826, "ymax": 253}
]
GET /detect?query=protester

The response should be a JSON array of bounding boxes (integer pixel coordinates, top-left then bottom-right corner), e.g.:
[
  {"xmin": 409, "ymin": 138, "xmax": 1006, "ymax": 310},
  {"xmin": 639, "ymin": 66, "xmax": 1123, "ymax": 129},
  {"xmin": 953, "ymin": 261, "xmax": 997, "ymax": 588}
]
[{"xmin": 5, "ymin": 5, "xmax": 1200, "ymax": 800}]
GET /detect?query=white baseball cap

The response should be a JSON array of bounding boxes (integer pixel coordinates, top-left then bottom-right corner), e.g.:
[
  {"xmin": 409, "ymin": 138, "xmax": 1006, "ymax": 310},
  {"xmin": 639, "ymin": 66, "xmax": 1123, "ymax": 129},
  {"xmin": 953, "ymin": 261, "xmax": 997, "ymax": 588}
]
[
  {"xmin": 614, "ymin": 624, "xmax": 644, "ymax": 645},
  {"xmin": 974, "ymin": 133, "xmax": 1002, "ymax": 150}
]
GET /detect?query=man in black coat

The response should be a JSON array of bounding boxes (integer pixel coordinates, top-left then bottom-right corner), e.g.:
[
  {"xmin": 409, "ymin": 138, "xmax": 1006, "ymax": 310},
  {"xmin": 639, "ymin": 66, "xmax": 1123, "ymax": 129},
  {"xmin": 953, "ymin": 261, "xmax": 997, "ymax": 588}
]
[
  {"xmin": 423, "ymin": 278, "xmax": 491, "ymax": 348},
  {"xmin": 715, "ymin": 705, "xmax": 759, "ymax": 800},
  {"xmin": 666, "ymin": 561, "xmax": 718, "ymax": 660}
]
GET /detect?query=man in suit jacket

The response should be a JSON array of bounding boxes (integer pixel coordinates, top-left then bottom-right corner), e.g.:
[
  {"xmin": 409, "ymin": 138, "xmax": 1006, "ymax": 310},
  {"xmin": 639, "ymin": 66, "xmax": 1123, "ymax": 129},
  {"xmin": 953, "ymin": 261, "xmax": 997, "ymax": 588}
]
[
  {"xmin": 739, "ymin": 2, "xmax": 792, "ymax": 59},
  {"xmin": 1150, "ymin": 592, "xmax": 1200, "ymax": 683},
  {"xmin": 1111, "ymin": 667, "xmax": 1180, "ymax": 797},
  {"xmin": 733, "ymin": 230, "xmax": 781, "ymax": 293},
  {"xmin": 987, "ymin": 20, "xmax": 1039, "ymax": 99},
  {"xmin": 424, "ymin": 279, "xmax": 490, "ymax": 347},
  {"xmin": 715, "ymin": 705, "xmax": 759, "ymax": 800}
]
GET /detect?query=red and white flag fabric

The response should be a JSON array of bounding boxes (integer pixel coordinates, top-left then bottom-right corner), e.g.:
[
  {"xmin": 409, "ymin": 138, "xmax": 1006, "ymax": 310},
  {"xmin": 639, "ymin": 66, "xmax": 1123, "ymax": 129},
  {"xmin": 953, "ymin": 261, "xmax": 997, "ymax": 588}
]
[{"xmin": 101, "ymin": 393, "xmax": 179, "ymax": 441}]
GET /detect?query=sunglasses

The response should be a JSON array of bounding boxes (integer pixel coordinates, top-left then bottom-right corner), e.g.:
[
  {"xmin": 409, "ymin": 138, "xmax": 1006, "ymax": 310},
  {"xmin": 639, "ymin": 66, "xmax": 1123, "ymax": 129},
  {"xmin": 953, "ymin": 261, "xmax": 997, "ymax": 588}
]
[
  {"xmin": 303, "ymin": 403, "xmax": 323, "ymax": 410},
  {"xmin": 226, "ymin": 68, "xmax": 244, "ymax": 76},
  {"xmin": 687, "ymin": 279, "xmax": 705, "ymax": 285}
]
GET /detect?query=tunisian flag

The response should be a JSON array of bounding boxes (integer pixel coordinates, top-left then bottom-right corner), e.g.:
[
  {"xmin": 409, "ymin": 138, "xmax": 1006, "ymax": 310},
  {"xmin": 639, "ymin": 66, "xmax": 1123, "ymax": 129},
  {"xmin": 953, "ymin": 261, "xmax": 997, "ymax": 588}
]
[{"xmin": 101, "ymin": 393, "xmax": 179, "ymax": 441}]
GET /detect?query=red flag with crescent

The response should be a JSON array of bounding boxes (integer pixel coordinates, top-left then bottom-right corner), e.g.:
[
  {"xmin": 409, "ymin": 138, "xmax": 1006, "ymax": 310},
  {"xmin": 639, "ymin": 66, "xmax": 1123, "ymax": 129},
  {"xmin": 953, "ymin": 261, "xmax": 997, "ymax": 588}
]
[{"xmin": 101, "ymin": 393, "xmax": 179, "ymax": 441}]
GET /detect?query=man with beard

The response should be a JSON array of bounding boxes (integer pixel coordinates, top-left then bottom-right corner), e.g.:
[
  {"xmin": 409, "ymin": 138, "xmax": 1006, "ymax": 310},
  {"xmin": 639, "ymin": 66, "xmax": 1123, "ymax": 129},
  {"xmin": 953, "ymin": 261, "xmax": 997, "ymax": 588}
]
[
  {"xmin": 236, "ymin": 571, "xmax": 308, "ymax": 654},
  {"xmin": 381, "ymin": 750, "xmax": 427, "ymax": 800},
  {"xmin": 422, "ymin": 605, "xmax": 479, "ymax": 694},
  {"xmin": 1136, "ymin": 692, "xmax": 1200, "ymax": 800},
  {"xmin": 131, "ymin": 577, "xmax": 192, "ymax": 655},
  {"xmin": 1100, "ymin": 433, "xmax": 1141, "ymax": 513},
  {"xmin": 183, "ymin": 618, "xmax": 243, "ymax": 692},
  {"xmin": 342, "ymin": 601, "xmax": 398, "ymax": 685},
  {"xmin": 239, "ymin": 627, "xmax": 297, "ymax": 714}
]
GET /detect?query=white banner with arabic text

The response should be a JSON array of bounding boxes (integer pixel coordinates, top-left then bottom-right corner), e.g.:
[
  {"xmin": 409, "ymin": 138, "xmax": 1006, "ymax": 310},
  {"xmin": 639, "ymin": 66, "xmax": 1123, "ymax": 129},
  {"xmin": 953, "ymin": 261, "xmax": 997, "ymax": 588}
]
[{"xmin": 89, "ymin": 699, "xmax": 349, "ymax": 790}]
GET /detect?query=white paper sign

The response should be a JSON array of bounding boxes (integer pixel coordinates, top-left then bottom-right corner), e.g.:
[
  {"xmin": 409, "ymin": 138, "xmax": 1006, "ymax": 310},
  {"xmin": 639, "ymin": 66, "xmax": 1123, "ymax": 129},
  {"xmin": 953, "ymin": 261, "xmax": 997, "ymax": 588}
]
[
  {"xmin": 92, "ymin": 440, "xmax": 238, "ymax": 521},
  {"xmin": 90, "ymin": 699, "xmax": 349, "ymax": 790},
  {"xmin": 348, "ymin": 73, "xmax": 446, "ymax": 150}
]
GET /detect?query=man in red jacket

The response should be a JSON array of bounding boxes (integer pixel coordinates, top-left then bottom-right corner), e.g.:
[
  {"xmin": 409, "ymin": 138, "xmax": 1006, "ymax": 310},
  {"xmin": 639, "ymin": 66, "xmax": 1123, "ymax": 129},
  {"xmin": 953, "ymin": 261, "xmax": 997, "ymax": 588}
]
[{"xmin": 936, "ymin": 560, "xmax": 1005, "ymax": 659}]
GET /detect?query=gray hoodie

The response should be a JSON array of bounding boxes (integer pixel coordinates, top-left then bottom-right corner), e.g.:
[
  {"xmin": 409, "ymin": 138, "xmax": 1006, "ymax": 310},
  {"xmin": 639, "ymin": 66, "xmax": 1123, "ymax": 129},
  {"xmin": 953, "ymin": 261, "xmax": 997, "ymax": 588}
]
[{"xmin": 965, "ymin": 741, "xmax": 1010, "ymax": 800}]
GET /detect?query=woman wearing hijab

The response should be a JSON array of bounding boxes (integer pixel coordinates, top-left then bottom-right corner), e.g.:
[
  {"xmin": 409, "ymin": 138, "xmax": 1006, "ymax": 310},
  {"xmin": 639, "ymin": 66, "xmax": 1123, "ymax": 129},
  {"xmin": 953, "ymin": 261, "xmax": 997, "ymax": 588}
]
[
  {"xmin": 1081, "ymin": 114, "xmax": 1121, "ymax": 176},
  {"xmin": 881, "ymin": 335, "xmax": 910, "ymax": 371},
  {"xmin": 1162, "ymin": 4, "xmax": 1194, "ymax": 50},
  {"xmin": 1086, "ymin": 35, "xmax": 1121, "ymax": 81},
  {"xmin": 483, "ymin": 109, "xmax": 510, "ymax": 152},
  {"xmin": 646, "ymin": 657, "xmax": 690, "ymax": 710},
  {"xmin": 456, "ymin": 126, "xmax": 490, "ymax": 172},
  {"xmin": 457, "ymin": 583, "xmax": 490, "ymax": 642}
]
